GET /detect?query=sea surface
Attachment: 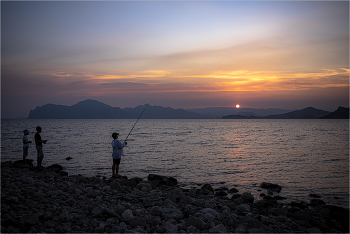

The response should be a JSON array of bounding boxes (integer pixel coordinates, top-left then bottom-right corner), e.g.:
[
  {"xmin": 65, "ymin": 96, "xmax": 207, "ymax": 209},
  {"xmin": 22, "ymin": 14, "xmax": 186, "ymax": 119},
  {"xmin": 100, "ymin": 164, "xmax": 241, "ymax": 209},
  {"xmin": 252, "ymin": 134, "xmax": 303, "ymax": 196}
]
[{"xmin": 1, "ymin": 119, "xmax": 349, "ymax": 208}]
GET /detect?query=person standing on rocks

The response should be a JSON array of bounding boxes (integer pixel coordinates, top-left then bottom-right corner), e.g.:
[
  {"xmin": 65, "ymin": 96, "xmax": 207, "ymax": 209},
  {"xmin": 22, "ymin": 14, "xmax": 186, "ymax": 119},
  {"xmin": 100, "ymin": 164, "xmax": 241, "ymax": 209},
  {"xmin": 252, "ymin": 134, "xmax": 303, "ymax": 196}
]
[
  {"xmin": 35, "ymin": 126, "xmax": 47, "ymax": 168},
  {"xmin": 22, "ymin": 130, "xmax": 32, "ymax": 166},
  {"xmin": 111, "ymin": 132, "xmax": 127, "ymax": 178}
]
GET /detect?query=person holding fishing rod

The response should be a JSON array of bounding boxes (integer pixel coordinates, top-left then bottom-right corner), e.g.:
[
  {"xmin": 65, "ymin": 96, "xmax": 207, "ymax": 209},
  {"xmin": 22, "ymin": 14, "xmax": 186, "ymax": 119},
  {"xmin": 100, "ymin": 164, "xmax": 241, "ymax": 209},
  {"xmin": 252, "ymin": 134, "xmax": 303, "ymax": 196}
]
[
  {"xmin": 111, "ymin": 132, "xmax": 127, "ymax": 178},
  {"xmin": 111, "ymin": 102, "xmax": 151, "ymax": 178}
]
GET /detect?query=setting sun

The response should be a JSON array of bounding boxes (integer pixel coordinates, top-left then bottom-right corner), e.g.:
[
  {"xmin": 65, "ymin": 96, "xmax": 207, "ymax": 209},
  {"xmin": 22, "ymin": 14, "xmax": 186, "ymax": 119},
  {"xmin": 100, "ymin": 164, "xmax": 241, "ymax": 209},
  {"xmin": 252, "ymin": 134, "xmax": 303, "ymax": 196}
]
[{"xmin": 236, "ymin": 104, "xmax": 240, "ymax": 108}]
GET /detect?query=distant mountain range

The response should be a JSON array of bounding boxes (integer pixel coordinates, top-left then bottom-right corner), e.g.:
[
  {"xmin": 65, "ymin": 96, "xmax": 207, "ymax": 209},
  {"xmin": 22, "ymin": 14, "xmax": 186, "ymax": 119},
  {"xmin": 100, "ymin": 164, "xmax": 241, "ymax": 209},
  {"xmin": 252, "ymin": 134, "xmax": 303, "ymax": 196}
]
[
  {"xmin": 27, "ymin": 99, "xmax": 202, "ymax": 119},
  {"xmin": 27, "ymin": 99, "xmax": 348, "ymax": 119},
  {"xmin": 223, "ymin": 107, "xmax": 349, "ymax": 119},
  {"xmin": 185, "ymin": 107, "xmax": 292, "ymax": 118}
]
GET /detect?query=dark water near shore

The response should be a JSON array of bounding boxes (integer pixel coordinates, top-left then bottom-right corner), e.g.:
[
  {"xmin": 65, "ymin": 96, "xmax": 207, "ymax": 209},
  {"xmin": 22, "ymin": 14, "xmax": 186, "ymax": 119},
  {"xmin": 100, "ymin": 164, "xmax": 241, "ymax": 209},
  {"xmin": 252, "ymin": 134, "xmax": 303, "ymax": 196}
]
[{"xmin": 1, "ymin": 119, "xmax": 349, "ymax": 208}]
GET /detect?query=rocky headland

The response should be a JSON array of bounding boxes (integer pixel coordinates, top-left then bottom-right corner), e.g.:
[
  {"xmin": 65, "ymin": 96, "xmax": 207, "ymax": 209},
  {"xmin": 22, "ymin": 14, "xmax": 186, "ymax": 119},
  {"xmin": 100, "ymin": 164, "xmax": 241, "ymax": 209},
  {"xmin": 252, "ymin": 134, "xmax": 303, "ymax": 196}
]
[{"xmin": 1, "ymin": 160, "xmax": 349, "ymax": 233}]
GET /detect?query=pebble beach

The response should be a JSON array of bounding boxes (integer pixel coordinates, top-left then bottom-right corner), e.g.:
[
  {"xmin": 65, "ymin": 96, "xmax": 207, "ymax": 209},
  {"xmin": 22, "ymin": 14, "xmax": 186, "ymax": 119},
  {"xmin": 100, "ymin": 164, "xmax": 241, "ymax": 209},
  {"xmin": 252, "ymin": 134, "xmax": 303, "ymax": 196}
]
[{"xmin": 1, "ymin": 160, "xmax": 349, "ymax": 233}]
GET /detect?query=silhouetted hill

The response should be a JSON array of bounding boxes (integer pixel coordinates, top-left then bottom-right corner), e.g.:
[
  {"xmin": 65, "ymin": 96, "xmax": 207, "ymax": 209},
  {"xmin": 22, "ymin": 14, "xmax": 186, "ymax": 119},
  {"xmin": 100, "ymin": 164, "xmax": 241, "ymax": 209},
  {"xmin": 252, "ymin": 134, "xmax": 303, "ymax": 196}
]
[
  {"xmin": 188, "ymin": 107, "xmax": 292, "ymax": 118},
  {"xmin": 263, "ymin": 107, "xmax": 330, "ymax": 119},
  {"xmin": 223, "ymin": 107, "xmax": 331, "ymax": 119},
  {"xmin": 28, "ymin": 100, "xmax": 203, "ymax": 119},
  {"xmin": 222, "ymin": 115, "xmax": 259, "ymax": 119},
  {"xmin": 319, "ymin": 107, "xmax": 349, "ymax": 119},
  {"xmin": 28, "ymin": 99, "xmax": 130, "ymax": 119},
  {"xmin": 124, "ymin": 105, "xmax": 203, "ymax": 119},
  {"xmin": 28, "ymin": 100, "xmax": 338, "ymax": 120}
]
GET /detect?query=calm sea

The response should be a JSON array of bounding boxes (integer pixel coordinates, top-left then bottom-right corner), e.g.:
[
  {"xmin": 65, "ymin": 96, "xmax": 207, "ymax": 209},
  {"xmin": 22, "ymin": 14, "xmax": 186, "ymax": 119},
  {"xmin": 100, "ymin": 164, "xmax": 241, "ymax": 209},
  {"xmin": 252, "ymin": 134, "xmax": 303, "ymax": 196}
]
[{"xmin": 1, "ymin": 119, "xmax": 349, "ymax": 208}]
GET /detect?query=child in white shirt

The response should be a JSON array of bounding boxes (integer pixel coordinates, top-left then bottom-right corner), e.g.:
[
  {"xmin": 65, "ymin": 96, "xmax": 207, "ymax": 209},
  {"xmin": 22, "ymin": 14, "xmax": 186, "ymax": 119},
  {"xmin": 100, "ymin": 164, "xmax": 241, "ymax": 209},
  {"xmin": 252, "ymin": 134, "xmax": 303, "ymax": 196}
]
[{"xmin": 22, "ymin": 130, "xmax": 32, "ymax": 166}]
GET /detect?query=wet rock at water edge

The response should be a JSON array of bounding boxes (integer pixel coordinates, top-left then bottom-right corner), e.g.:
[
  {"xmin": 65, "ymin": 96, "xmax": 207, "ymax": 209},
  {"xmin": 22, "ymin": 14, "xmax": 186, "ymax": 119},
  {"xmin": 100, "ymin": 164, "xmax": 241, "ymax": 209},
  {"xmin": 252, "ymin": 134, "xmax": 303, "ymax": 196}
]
[
  {"xmin": 228, "ymin": 187, "xmax": 239, "ymax": 193},
  {"xmin": 201, "ymin": 184, "xmax": 214, "ymax": 192},
  {"xmin": 274, "ymin": 195, "xmax": 287, "ymax": 200},
  {"xmin": 241, "ymin": 192, "xmax": 254, "ymax": 203},
  {"xmin": 60, "ymin": 171, "xmax": 69, "ymax": 176},
  {"xmin": 214, "ymin": 188, "xmax": 228, "ymax": 197},
  {"xmin": 260, "ymin": 182, "xmax": 282, "ymax": 193},
  {"xmin": 310, "ymin": 199, "xmax": 326, "ymax": 206},
  {"xmin": 231, "ymin": 193, "xmax": 241, "ymax": 200},
  {"xmin": 262, "ymin": 195, "xmax": 278, "ymax": 205},
  {"xmin": 147, "ymin": 174, "xmax": 178, "ymax": 186},
  {"xmin": 46, "ymin": 164, "xmax": 64, "ymax": 173}
]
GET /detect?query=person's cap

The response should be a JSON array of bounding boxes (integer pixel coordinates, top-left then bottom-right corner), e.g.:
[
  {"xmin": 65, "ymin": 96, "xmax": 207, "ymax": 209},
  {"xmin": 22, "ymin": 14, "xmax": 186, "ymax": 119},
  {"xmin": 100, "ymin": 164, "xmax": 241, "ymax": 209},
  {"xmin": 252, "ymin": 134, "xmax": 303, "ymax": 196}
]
[
  {"xmin": 23, "ymin": 130, "xmax": 29, "ymax": 135},
  {"xmin": 112, "ymin": 132, "xmax": 119, "ymax": 138}
]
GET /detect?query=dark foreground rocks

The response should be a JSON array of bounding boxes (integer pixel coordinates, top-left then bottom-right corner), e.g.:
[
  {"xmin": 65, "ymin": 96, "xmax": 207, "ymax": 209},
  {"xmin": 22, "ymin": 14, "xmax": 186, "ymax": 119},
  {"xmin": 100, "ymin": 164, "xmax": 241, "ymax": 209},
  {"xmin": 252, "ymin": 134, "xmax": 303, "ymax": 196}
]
[{"xmin": 2, "ymin": 160, "xmax": 349, "ymax": 233}]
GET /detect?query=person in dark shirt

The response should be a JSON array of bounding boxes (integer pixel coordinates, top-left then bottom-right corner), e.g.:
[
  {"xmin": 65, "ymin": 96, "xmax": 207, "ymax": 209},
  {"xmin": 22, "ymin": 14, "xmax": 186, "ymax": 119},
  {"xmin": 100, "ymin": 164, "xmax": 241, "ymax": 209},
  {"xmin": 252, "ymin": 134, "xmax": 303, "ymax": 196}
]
[{"xmin": 35, "ymin": 126, "xmax": 47, "ymax": 168}]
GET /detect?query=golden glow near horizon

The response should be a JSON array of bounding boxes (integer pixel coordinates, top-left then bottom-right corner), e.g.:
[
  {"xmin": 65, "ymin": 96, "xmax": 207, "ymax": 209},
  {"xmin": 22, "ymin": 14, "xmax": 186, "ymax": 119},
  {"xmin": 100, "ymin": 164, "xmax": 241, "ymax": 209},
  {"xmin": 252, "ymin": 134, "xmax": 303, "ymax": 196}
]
[
  {"xmin": 41, "ymin": 68, "xmax": 348, "ymax": 94},
  {"xmin": 236, "ymin": 104, "xmax": 240, "ymax": 108}
]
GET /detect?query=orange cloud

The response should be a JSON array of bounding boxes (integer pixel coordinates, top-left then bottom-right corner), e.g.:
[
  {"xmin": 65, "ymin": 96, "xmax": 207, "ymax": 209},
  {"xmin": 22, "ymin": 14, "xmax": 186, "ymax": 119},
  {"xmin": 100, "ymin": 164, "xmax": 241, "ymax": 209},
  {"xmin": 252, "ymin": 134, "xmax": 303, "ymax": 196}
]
[
  {"xmin": 170, "ymin": 68, "xmax": 349, "ymax": 92},
  {"xmin": 38, "ymin": 67, "xmax": 348, "ymax": 95}
]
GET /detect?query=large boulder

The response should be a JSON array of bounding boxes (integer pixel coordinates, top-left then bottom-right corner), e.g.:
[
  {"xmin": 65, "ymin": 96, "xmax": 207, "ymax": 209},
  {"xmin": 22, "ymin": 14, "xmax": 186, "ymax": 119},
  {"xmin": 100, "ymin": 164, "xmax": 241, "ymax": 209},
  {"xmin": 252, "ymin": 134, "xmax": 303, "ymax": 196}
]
[
  {"xmin": 228, "ymin": 188, "xmax": 239, "ymax": 193},
  {"xmin": 241, "ymin": 192, "xmax": 254, "ymax": 203},
  {"xmin": 260, "ymin": 182, "xmax": 282, "ymax": 193},
  {"xmin": 148, "ymin": 174, "xmax": 178, "ymax": 186},
  {"xmin": 201, "ymin": 184, "xmax": 214, "ymax": 192},
  {"xmin": 46, "ymin": 164, "xmax": 64, "ymax": 173}
]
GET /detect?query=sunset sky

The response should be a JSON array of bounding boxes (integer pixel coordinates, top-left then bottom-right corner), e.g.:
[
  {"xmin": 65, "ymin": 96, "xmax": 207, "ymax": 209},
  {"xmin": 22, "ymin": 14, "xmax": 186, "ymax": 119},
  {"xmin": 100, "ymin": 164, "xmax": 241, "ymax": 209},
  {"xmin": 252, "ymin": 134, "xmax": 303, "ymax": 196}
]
[{"xmin": 2, "ymin": 1, "xmax": 349, "ymax": 118}]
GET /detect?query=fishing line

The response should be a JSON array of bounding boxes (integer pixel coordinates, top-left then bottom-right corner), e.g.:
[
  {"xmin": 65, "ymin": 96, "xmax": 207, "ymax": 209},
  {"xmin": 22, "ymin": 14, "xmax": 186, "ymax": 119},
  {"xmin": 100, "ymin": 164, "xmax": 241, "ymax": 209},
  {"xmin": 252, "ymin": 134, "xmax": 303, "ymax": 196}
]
[{"xmin": 125, "ymin": 101, "xmax": 152, "ymax": 142}]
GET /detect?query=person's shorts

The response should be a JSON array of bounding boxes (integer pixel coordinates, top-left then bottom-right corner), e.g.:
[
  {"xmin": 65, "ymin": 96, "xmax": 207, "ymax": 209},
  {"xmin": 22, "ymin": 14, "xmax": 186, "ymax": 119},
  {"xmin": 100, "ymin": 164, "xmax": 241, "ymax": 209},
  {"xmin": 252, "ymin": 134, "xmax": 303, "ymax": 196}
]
[
  {"xmin": 23, "ymin": 146, "xmax": 28, "ymax": 157},
  {"xmin": 113, "ymin": 158, "xmax": 121, "ymax": 165},
  {"xmin": 36, "ymin": 146, "xmax": 44, "ymax": 158}
]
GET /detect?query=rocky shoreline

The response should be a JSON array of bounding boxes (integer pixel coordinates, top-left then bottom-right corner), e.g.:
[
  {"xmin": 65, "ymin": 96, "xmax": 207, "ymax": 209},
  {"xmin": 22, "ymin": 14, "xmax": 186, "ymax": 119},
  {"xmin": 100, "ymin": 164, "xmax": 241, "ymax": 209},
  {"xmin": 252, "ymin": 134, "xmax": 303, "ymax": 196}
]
[{"xmin": 1, "ymin": 160, "xmax": 349, "ymax": 233}]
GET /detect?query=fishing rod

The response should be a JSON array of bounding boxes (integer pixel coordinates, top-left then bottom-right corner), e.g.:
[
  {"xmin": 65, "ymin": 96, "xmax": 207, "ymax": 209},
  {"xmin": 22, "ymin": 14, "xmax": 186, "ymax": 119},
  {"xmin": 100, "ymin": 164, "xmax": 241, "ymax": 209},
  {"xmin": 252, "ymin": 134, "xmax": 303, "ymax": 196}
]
[{"xmin": 125, "ymin": 101, "xmax": 152, "ymax": 142}]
